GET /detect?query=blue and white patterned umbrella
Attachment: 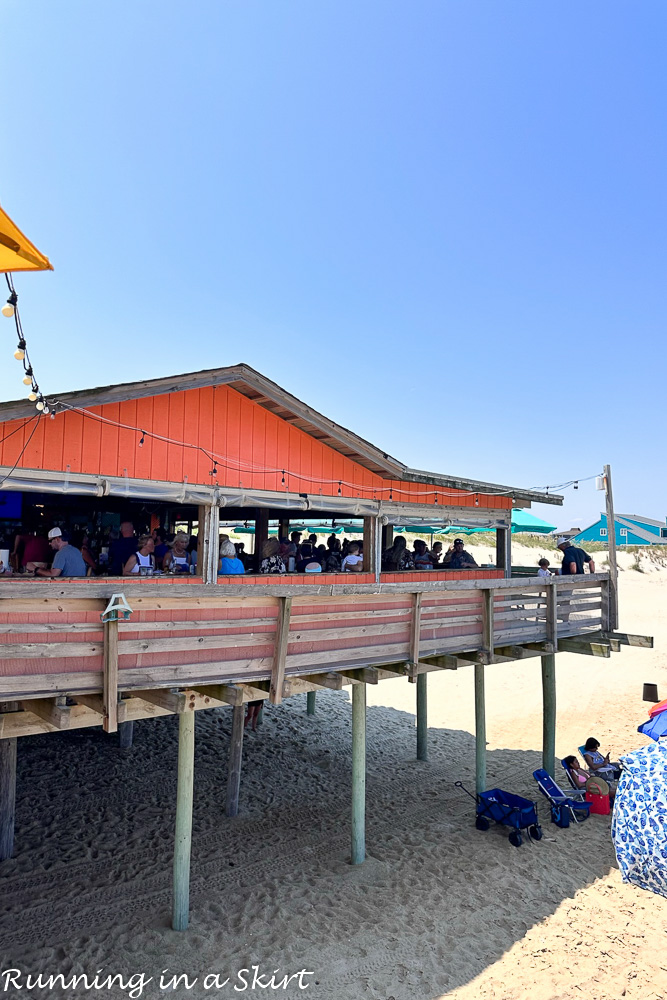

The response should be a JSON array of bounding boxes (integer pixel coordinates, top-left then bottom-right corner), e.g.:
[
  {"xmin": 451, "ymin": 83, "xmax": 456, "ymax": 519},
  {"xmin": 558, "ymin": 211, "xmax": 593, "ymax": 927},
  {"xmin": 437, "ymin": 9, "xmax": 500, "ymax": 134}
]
[{"xmin": 612, "ymin": 740, "xmax": 667, "ymax": 899}]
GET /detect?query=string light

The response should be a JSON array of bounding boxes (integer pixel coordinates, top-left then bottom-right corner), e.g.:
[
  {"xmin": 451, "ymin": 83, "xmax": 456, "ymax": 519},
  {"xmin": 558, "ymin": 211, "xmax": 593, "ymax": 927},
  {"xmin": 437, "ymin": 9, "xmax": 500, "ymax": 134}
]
[
  {"xmin": 1, "ymin": 291, "xmax": 17, "ymax": 318},
  {"xmin": 138, "ymin": 431, "xmax": 145, "ymax": 447},
  {"xmin": 4, "ymin": 275, "xmax": 50, "ymax": 413}
]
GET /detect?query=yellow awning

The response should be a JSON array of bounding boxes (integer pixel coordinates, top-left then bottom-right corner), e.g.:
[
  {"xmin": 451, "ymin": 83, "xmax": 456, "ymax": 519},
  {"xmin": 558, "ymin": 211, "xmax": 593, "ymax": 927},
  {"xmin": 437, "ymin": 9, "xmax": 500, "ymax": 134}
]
[{"xmin": 0, "ymin": 205, "xmax": 53, "ymax": 273}]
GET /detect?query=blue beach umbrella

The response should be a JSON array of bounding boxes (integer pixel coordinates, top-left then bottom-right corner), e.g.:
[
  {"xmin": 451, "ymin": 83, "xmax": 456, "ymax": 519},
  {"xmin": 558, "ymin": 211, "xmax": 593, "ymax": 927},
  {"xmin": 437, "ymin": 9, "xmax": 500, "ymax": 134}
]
[
  {"xmin": 638, "ymin": 707, "xmax": 667, "ymax": 742},
  {"xmin": 612, "ymin": 741, "xmax": 667, "ymax": 899}
]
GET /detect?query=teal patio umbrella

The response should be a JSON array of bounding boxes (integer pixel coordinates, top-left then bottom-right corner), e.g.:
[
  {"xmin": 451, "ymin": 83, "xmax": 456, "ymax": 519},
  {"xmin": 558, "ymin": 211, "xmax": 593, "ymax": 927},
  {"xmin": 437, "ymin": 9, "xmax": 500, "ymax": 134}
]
[{"xmin": 511, "ymin": 509, "xmax": 557, "ymax": 534}]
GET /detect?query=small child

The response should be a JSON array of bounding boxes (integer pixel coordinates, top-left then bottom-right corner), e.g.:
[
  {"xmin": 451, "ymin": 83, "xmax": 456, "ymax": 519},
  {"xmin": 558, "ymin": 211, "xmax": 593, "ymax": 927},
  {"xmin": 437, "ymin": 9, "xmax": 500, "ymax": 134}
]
[
  {"xmin": 537, "ymin": 558, "xmax": 551, "ymax": 578},
  {"xmin": 341, "ymin": 542, "xmax": 364, "ymax": 572}
]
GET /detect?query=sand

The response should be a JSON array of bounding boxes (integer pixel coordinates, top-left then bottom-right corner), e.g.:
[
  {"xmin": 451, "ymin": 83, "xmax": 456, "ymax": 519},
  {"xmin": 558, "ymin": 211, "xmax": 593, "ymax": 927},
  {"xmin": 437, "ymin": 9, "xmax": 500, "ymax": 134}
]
[{"xmin": 1, "ymin": 555, "xmax": 666, "ymax": 1000}]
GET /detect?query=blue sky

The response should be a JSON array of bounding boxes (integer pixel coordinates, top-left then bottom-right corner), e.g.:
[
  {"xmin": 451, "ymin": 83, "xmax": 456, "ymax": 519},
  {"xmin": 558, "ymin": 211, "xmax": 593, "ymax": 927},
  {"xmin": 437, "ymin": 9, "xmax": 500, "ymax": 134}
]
[{"xmin": 1, "ymin": 1, "xmax": 665, "ymax": 530}]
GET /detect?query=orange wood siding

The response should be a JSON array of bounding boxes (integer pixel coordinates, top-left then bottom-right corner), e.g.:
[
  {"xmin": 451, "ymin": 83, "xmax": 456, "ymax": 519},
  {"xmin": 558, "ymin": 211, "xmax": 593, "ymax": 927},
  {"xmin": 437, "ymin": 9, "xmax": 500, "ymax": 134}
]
[{"xmin": 0, "ymin": 385, "xmax": 511, "ymax": 510}]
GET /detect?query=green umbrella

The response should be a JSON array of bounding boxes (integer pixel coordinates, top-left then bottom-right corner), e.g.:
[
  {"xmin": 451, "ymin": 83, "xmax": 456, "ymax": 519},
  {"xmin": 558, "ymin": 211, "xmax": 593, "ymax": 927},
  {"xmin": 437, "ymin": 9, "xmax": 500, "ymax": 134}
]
[{"xmin": 510, "ymin": 509, "xmax": 557, "ymax": 534}]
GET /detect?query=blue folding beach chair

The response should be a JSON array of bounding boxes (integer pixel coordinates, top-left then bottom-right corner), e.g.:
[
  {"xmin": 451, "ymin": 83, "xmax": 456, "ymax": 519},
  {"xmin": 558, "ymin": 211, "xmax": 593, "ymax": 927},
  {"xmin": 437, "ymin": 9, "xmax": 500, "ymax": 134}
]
[
  {"xmin": 533, "ymin": 768, "xmax": 591, "ymax": 825},
  {"xmin": 560, "ymin": 759, "xmax": 589, "ymax": 798}
]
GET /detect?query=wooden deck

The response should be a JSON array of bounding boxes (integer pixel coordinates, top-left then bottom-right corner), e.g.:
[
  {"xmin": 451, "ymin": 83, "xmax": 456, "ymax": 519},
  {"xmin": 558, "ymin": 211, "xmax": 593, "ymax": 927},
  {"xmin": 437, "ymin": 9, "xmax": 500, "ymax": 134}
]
[{"xmin": 0, "ymin": 573, "xmax": 611, "ymax": 734}]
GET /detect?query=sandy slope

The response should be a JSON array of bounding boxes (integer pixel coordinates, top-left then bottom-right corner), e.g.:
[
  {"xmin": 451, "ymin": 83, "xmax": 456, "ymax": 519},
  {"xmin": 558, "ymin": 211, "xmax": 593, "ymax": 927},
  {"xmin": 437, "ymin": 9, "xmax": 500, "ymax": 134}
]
[{"xmin": 0, "ymin": 569, "xmax": 665, "ymax": 1000}]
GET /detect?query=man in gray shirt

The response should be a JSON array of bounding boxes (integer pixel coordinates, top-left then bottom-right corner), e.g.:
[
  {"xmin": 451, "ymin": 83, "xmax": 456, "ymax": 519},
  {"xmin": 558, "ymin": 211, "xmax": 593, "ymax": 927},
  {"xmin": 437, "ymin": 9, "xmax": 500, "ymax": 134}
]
[{"xmin": 35, "ymin": 527, "xmax": 87, "ymax": 577}]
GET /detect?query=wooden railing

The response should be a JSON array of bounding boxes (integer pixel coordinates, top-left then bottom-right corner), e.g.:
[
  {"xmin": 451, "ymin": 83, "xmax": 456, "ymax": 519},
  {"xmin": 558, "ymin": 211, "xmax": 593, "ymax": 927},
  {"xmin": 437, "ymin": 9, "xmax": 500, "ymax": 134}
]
[{"xmin": 0, "ymin": 574, "xmax": 610, "ymax": 705}]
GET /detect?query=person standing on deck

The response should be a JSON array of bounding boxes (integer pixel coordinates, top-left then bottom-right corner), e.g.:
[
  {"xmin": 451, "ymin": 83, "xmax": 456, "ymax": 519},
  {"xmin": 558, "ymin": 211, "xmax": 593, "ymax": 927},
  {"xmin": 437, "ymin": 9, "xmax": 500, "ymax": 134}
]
[
  {"xmin": 557, "ymin": 537, "xmax": 595, "ymax": 575},
  {"xmin": 109, "ymin": 521, "xmax": 137, "ymax": 575},
  {"xmin": 35, "ymin": 528, "xmax": 87, "ymax": 577}
]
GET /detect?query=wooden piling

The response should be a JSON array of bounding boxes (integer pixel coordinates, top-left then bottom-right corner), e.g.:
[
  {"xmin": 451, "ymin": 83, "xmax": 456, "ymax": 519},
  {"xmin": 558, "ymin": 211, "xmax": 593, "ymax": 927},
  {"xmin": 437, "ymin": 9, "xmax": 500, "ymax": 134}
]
[
  {"xmin": 0, "ymin": 737, "xmax": 17, "ymax": 861},
  {"xmin": 541, "ymin": 653, "xmax": 557, "ymax": 776},
  {"xmin": 351, "ymin": 682, "xmax": 366, "ymax": 865},
  {"xmin": 306, "ymin": 691, "xmax": 316, "ymax": 715},
  {"xmin": 416, "ymin": 672, "xmax": 427, "ymax": 761},
  {"xmin": 172, "ymin": 710, "xmax": 195, "ymax": 931},
  {"xmin": 118, "ymin": 720, "xmax": 134, "ymax": 749},
  {"xmin": 225, "ymin": 704, "xmax": 244, "ymax": 818},
  {"xmin": 474, "ymin": 663, "xmax": 486, "ymax": 795}
]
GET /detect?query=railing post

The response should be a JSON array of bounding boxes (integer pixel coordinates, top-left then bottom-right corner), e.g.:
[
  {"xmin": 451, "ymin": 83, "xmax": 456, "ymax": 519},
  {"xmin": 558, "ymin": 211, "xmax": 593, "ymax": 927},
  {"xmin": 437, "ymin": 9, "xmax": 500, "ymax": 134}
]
[
  {"xmin": 408, "ymin": 592, "xmax": 422, "ymax": 683},
  {"xmin": 270, "ymin": 596, "xmax": 292, "ymax": 705},
  {"xmin": 102, "ymin": 618, "xmax": 119, "ymax": 734},
  {"xmin": 546, "ymin": 582, "xmax": 557, "ymax": 648},
  {"xmin": 474, "ymin": 663, "xmax": 486, "ymax": 795},
  {"xmin": 482, "ymin": 588, "xmax": 495, "ymax": 660},
  {"xmin": 0, "ymin": 703, "xmax": 17, "ymax": 861}
]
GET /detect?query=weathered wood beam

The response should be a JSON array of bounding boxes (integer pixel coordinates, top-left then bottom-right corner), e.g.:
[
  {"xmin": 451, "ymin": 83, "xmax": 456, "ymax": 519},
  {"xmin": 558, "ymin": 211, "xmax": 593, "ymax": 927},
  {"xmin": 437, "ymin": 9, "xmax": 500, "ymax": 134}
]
[
  {"xmin": 192, "ymin": 683, "xmax": 244, "ymax": 707},
  {"xmin": 598, "ymin": 631, "xmax": 653, "ymax": 649},
  {"xmin": 294, "ymin": 672, "xmax": 344, "ymax": 691},
  {"xmin": 493, "ymin": 644, "xmax": 544, "ymax": 660},
  {"xmin": 407, "ymin": 592, "xmax": 422, "ymax": 684},
  {"xmin": 557, "ymin": 638, "xmax": 611, "ymax": 658},
  {"xmin": 339, "ymin": 667, "xmax": 379, "ymax": 685},
  {"xmin": 134, "ymin": 689, "xmax": 190, "ymax": 714},
  {"xmin": 20, "ymin": 698, "xmax": 72, "ymax": 730}
]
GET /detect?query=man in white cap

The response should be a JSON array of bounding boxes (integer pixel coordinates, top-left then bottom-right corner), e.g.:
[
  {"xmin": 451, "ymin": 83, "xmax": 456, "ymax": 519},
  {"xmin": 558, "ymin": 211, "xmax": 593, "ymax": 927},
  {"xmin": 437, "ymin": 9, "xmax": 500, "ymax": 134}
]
[
  {"xmin": 35, "ymin": 528, "xmax": 87, "ymax": 577},
  {"xmin": 557, "ymin": 536, "xmax": 595, "ymax": 576}
]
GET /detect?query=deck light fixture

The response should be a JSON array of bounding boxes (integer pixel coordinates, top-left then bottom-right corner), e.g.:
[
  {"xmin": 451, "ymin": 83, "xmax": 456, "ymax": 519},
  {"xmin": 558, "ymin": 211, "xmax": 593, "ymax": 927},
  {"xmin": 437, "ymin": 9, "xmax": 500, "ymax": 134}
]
[{"xmin": 13, "ymin": 338, "xmax": 26, "ymax": 361}]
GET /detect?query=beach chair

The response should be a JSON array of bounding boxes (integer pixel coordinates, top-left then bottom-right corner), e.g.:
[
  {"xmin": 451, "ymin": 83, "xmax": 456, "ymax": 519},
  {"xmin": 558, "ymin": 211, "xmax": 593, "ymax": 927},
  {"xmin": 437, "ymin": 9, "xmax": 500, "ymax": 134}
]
[{"xmin": 533, "ymin": 769, "xmax": 591, "ymax": 824}]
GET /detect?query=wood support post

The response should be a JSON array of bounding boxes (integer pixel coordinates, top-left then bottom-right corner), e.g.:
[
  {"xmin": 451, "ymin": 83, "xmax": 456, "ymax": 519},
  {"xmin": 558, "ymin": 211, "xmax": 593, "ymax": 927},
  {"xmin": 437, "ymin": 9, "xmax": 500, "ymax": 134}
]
[
  {"xmin": 118, "ymin": 720, "xmax": 134, "ymax": 749},
  {"xmin": 482, "ymin": 588, "xmax": 495, "ymax": 660},
  {"xmin": 363, "ymin": 516, "xmax": 378, "ymax": 577},
  {"xmin": 199, "ymin": 504, "xmax": 220, "ymax": 584},
  {"xmin": 416, "ymin": 672, "xmax": 427, "ymax": 761},
  {"xmin": 541, "ymin": 653, "xmax": 556, "ymax": 777},
  {"xmin": 0, "ymin": 734, "xmax": 17, "ymax": 861},
  {"xmin": 270, "ymin": 596, "xmax": 292, "ymax": 705},
  {"xmin": 172, "ymin": 710, "xmax": 195, "ymax": 931},
  {"xmin": 546, "ymin": 583, "xmax": 557, "ymax": 646},
  {"xmin": 474, "ymin": 663, "xmax": 486, "ymax": 795},
  {"xmin": 306, "ymin": 691, "xmax": 316, "ymax": 715},
  {"xmin": 496, "ymin": 528, "xmax": 511, "ymax": 578},
  {"xmin": 381, "ymin": 525, "xmax": 393, "ymax": 553},
  {"xmin": 255, "ymin": 509, "xmax": 269, "ymax": 571},
  {"xmin": 103, "ymin": 618, "xmax": 119, "ymax": 734},
  {"xmin": 257, "ymin": 704, "xmax": 264, "ymax": 726},
  {"xmin": 225, "ymin": 704, "xmax": 244, "ymax": 818},
  {"xmin": 351, "ymin": 682, "xmax": 366, "ymax": 865}
]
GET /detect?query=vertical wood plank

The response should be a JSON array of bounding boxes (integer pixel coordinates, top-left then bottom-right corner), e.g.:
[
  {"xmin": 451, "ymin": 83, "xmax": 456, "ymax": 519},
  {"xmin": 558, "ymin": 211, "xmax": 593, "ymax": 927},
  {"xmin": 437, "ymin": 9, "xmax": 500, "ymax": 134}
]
[
  {"xmin": 118, "ymin": 720, "xmax": 134, "ymax": 749},
  {"xmin": 482, "ymin": 589, "xmax": 495, "ymax": 658},
  {"xmin": 172, "ymin": 710, "xmax": 195, "ymax": 931},
  {"xmin": 103, "ymin": 618, "xmax": 119, "ymax": 733},
  {"xmin": 199, "ymin": 504, "xmax": 220, "ymax": 585},
  {"xmin": 255, "ymin": 509, "xmax": 269, "ymax": 569},
  {"xmin": 269, "ymin": 596, "xmax": 292, "ymax": 705},
  {"xmin": 225, "ymin": 704, "xmax": 244, "ymax": 818},
  {"xmin": 546, "ymin": 583, "xmax": 557, "ymax": 646},
  {"xmin": 408, "ymin": 592, "xmax": 422, "ymax": 682}
]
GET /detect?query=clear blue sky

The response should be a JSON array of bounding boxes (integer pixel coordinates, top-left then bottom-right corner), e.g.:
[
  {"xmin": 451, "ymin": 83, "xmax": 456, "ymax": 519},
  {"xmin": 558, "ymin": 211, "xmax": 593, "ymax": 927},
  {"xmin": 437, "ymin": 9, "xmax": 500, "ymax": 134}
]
[{"xmin": 2, "ymin": 1, "xmax": 665, "ymax": 530}]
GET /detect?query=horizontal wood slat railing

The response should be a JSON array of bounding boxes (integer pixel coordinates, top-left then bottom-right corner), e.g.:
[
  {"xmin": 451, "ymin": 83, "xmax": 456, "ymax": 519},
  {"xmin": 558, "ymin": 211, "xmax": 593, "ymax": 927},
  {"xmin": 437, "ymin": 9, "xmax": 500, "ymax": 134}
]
[{"xmin": 0, "ymin": 575, "xmax": 611, "ymax": 704}]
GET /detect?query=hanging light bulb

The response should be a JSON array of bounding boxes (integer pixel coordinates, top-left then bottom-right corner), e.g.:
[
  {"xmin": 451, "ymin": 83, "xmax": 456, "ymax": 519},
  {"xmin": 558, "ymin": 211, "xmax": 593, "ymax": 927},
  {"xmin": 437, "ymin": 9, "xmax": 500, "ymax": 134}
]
[
  {"xmin": 28, "ymin": 390, "xmax": 37, "ymax": 402},
  {"xmin": 36, "ymin": 400, "xmax": 45, "ymax": 411},
  {"xmin": 43, "ymin": 405, "xmax": 50, "ymax": 415},
  {"xmin": 14, "ymin": 339, "xmax": 26, "ymax": 361},
  {"xmin": 2, "ymin": 292, "xmax": 17, "ymax": 318},
  {"xmin": 22, "ymin": 374, "xmax": 32, "ymax": 385}
]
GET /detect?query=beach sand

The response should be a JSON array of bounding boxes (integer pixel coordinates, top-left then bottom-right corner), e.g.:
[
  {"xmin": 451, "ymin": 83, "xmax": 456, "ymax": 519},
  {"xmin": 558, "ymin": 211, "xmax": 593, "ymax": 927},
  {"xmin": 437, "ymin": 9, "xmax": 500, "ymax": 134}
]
[{"xmin": 1, "ymin": 555, "xmax": 666, "ymax": 999}]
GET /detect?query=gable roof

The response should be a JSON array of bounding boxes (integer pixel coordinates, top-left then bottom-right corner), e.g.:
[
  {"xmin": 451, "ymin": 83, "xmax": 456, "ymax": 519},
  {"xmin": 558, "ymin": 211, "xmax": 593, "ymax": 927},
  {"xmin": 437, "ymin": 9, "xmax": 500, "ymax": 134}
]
[
  {"xmin": 0, "ymin": 363, "xmax": 561, "ymax": 506},
  {"xmin": 617, "ymin": 514, "xmax": 665, "ymax": 529}
]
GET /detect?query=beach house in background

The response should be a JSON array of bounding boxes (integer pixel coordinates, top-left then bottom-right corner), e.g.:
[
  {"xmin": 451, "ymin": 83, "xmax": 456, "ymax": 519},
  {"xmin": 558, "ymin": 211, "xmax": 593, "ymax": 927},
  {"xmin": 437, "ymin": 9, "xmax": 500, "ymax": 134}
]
[{"xmin": 573, "ymin": 513, "xmax": 667, "ymax": 546}]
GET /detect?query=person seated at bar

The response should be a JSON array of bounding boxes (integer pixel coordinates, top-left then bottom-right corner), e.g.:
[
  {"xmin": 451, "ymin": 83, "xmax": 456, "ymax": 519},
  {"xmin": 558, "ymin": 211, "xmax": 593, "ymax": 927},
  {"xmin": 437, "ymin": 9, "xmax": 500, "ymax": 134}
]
[
  {"xmin": 260, "ymin": 537, "xmax": 286, "ymax": 574},
  {"xmin": 218, "ymin": 539, "xmax": 245, "ymax": 575},
  {"xmin": 290, "ymin": 531, "xmax": 302, "ymax": 558},
  {"xmin": 429, "ymin": 541, "xmax": 443, "ymax": 566},
  {"xmin": 163, "ymin": 532, "xmax": 192, "ymax": 573},
  {"xmin": 296, "ymin": 543, "xmax": 322, "ymax": 573},
  {"xmin": 413, "ymin": 539, "xmax": 433, "ymax": 570},
  {"xmin": 16, "ymin": 525, "xmax": 50, "ymax": 573},
  {"xmin": 316, "ymin": 543, "xmax": 327, "ymax": 565},
  {"xmin": 307, "ymin": 532, "xmax": 318, "ymax": 550},
  {"xmin": 234, "ymin": 542, "xmax": 250, "ymax": 570},
  {"xmin": 123, "ymin": 534, "xmax": 157, "ymax": 575},
  {"xmin": 152, "ymin": 528, "xmax": 170, "ymax": 569},
  {"xmin": 72, "ymin": 530, "xmax": 97, "ymax": 575},
  {"xmin": 325, "ymin": 536, "xmax": 342, "ymax": 572},
  {"xmin": 109, "ymin": 521, "xmax": 137, "ymax": 575},
  {"xmin": 341, "ymin": 541, "xmax": 364, "ymax": 572},
  {"xmin": 442, "ymin": 538, "xmax": 478, "ymax": 570},
  {"xmin": 36, "ymin": 528, "xmax": 87, "ymax": 577},
  {"xmin": 382, "ymin": 535, "xmax": 415, "ymax": 571}
]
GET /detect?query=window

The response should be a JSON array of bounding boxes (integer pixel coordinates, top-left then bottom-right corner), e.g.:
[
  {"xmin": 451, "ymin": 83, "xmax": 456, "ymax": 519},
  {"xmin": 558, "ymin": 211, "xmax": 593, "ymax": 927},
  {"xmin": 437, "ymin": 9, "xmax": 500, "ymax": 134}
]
[
  {"xmin": 600, "ymin": 528, "xmax": 607, "ymax": 537},
  {"xmin": 661, "ymin": 528, "xmax": 667, "ymax": 539},
  {"xmin": 620, "ymin": 528, "xmax": 628, "ymax": 537}
]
